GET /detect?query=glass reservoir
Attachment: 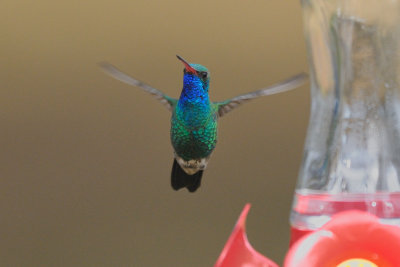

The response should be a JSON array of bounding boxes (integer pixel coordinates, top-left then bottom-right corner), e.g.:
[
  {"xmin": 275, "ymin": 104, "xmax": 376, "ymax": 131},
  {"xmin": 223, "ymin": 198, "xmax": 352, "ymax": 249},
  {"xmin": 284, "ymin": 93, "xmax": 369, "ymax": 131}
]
[{"xmin": 290, "ymin": 0, "xmax": 400, "ymax": 242}]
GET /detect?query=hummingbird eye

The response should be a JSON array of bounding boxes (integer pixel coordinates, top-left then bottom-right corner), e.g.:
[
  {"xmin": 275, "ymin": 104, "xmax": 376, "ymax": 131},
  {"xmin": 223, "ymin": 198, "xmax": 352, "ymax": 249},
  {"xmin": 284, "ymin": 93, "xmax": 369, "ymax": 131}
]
[{"xmin": 199, "ymin": 72, "xmax": 208, "ymax": 79}]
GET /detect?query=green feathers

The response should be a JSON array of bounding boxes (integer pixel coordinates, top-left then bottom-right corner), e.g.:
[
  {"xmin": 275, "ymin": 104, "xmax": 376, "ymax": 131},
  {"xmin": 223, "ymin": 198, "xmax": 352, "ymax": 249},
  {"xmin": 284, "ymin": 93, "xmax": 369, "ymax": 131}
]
[{"xmin": 171, "ymin": 106, "xmax": 218, "ymax": 161}]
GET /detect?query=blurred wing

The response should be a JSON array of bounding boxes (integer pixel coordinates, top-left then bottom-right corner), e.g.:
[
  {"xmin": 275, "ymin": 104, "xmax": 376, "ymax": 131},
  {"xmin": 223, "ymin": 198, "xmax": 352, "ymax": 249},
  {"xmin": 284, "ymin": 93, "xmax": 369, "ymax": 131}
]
[
  {"xmin": 98, "ymin": 62, "xmax": 177, "ymax": 111},
  {"xmin": 215, "ymin": 73, "xmax": 307, "ymax": 117}
]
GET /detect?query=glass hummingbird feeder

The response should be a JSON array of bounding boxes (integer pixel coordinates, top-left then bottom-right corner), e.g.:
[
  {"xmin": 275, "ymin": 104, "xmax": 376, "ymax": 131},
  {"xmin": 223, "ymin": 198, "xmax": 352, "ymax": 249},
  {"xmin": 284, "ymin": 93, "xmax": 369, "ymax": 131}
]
[{"xmin": 290, "ymin": 0, "xmax": 400, "ymax": 244}]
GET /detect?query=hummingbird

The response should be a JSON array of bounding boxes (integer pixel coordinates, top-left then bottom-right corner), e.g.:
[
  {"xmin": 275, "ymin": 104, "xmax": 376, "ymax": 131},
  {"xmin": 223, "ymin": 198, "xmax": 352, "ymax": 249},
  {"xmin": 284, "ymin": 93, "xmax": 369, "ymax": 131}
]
[{"xmin": 99, "ymin": 56, "xmax": 307, "ymax": 192}]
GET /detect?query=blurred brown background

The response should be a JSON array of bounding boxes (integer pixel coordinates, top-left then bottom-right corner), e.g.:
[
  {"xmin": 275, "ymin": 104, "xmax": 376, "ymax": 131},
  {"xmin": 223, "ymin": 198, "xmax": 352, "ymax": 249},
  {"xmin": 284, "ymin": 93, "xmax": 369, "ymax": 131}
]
[{"xmin": 1, "ymin": 0, "xmax": 309, "ymax": 266}]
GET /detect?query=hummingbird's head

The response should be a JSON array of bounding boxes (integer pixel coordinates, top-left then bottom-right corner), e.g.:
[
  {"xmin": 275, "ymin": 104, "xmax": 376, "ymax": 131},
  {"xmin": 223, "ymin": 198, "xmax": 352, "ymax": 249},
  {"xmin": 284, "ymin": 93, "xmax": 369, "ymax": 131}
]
[{"xmin": 177, "ymin": 55, "xmax": 210, "ymax": 93}]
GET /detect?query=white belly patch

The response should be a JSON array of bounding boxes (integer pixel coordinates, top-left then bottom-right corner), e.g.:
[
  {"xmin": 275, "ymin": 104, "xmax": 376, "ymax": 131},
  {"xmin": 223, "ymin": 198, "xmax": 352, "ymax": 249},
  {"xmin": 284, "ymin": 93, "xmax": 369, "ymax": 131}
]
[{"xmin": 175, "ymin": 155, "xmax": 210, "ymax": 175}]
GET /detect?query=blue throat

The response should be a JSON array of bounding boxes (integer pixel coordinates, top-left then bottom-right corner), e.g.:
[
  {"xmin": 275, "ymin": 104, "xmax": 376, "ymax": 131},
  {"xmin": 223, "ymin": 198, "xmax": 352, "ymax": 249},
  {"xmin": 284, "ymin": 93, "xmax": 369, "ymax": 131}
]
[
  {"xmin": 177, "ymin": 73, "xmax": 211, "ymax": 125},
  {"xmin": 178, "ymin": 73, "xmax": 210, "ymax": 108}
]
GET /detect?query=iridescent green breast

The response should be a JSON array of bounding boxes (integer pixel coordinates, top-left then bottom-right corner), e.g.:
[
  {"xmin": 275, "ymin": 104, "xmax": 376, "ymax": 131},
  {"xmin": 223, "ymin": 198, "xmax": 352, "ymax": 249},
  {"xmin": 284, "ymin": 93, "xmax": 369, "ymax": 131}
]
[{"xmin": 170, "ymin": 107, "xmax": 217, "ymax": 161}]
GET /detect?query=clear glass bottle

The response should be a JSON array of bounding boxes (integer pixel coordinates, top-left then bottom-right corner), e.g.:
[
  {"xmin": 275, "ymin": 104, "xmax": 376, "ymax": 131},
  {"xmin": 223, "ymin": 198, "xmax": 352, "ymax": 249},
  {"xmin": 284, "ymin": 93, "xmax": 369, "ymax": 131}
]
[{"xmin": 290, "ymin": 0, "xmax": 400, "ymax": 243}]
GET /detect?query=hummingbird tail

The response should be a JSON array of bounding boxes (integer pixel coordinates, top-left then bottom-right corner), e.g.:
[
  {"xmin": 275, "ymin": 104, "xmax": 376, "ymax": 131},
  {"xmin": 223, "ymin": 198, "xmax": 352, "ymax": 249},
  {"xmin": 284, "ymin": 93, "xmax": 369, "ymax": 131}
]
[{"xmin": 171, "ymin": 159, "xmax": 203, "ymax": 193}]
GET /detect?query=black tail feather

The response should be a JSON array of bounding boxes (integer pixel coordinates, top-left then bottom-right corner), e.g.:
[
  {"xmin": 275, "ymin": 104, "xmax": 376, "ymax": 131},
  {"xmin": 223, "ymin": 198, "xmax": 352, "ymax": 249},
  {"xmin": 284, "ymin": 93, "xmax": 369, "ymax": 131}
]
[{"xmin": 171, "ymin": 159, "xmax": 203, "ymax": 192}]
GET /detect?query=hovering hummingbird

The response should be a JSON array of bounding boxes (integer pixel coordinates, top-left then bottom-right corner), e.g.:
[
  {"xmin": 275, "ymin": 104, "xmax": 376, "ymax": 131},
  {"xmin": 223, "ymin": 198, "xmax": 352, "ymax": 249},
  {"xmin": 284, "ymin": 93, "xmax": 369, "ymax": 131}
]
[{"xmin": 99, "ymin": 56, "xmax": 307, "ymax": 192}]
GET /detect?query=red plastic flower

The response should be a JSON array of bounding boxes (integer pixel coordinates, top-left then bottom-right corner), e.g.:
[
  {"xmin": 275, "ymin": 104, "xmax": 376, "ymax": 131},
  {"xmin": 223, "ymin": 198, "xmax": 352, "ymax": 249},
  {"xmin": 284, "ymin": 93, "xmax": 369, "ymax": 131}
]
[
  {"xmin": 284, "ymin": 210, "xmax": 400, "ymax": 267},
  {"xmin": 214, "ymin": 204, "xmax": 279, "ymax": 267}
]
